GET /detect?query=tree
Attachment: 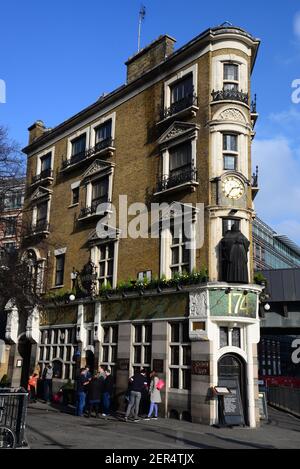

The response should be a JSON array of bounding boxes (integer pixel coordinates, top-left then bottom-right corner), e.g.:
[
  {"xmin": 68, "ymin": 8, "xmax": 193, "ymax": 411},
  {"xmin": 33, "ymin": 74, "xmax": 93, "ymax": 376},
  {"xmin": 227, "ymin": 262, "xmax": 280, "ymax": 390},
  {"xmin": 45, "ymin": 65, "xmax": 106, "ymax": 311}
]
[{"xmin": 0, "ymin": 126, "xmax": 25, "ymax": 185}]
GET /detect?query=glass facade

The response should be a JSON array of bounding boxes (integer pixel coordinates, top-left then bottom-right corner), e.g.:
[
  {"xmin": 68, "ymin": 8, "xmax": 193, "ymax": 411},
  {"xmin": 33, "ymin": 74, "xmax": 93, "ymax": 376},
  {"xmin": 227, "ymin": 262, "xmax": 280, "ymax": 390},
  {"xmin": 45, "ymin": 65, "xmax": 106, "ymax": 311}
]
[{"xmin": 253, "ymin": 217, "xmax": 300, "ymax": 271}]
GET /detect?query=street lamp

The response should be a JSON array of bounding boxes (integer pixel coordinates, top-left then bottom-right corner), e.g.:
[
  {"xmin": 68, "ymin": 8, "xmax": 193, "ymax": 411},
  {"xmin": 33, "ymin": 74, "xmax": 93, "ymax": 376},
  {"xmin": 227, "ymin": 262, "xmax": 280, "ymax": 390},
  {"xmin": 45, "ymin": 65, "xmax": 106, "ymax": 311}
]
[
  {"xmin": 69, "ymin": 294, "xmax": 76, "ymax": 302},
  {"xmin": 264, "ymin": 303, "xmax": 271, "ymax": 311}
]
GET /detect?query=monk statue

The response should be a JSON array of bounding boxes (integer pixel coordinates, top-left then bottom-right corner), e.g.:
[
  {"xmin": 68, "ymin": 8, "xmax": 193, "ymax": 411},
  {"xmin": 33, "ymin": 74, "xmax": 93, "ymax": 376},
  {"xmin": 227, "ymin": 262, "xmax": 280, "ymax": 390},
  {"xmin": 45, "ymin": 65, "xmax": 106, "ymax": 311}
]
[{"xmin": 221, "ymin": 223, "xmax": 250, "ymax": 284}]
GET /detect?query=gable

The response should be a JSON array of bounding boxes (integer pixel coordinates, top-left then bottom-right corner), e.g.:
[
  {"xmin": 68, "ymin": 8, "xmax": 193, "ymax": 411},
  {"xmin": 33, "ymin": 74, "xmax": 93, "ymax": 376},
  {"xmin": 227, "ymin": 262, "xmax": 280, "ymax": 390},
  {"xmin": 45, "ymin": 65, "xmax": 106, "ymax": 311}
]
[
  {"xmin": 158, "ymin": 121, "xmax": 199, "ymax": 145},
  {"xmin": 30, "ymin": 186, "xmax": 52, "ymax": 202},
  {"xmin": 81, "ymin": 159, "xmax": 113, "ymax": 180}
]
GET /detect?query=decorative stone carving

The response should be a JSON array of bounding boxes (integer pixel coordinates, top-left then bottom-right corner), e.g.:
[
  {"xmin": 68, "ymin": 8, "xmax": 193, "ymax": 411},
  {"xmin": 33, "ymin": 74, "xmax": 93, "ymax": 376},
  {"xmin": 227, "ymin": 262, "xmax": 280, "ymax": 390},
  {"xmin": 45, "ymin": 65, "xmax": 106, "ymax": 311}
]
[
  {"xmin": 26, "ymin": 305, "xmax": 40, "ymax": 343},
  {"xmin": 189, "ymin": 291, "xmax": 208, "ymax": 318},
  {"xmin": 30, "ymin": 186, "xmax": 52, "ymax": 202},
  {"xmin": 219, "ymin": 108, "xmax": 246, "ymax": 123},
  {"xmin": 5, "ymin": 302, "xmax": 19, "ymax": 344},
  {"xmin": 82, "ymin": 159, "xmax": 112, "ymax": 180},
  {"xmin": 158, "ymin": 122, "xmax": 199, "ymax": 145}
]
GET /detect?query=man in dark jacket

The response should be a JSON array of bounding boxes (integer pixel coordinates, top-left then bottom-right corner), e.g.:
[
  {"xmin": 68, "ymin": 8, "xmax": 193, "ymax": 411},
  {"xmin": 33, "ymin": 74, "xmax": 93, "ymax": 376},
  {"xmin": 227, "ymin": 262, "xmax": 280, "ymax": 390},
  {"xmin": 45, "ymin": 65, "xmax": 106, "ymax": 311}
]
[
  {"xmin": 42, "ymin": 364, "xmax": 53, "ymax": 403},
  {"xmin": 76, "ymin": 368, "xmax": 90, "ymax": 417},
  {"xmin": 102, "ymin": 367, "xmax": 114, "ymax": 417},
  {"xmin": 124, "ymin": 368, "xmax": 148, "ymax": 422},
  {"xmin": 87, "ymin": 373, "xmax": 105, "ymax": 417}
]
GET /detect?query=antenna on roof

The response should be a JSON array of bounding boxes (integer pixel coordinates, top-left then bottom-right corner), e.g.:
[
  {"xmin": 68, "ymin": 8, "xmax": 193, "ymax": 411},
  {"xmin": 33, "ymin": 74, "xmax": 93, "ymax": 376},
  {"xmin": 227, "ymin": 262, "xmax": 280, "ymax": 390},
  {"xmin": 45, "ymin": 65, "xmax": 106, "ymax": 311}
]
[
  {"xmin": 221, "ymin": 21, "xmax": 233, "ymax": 27},
  {"xmin": 138, "ymin": 4, "xmax": 146, "ymax": 52}
]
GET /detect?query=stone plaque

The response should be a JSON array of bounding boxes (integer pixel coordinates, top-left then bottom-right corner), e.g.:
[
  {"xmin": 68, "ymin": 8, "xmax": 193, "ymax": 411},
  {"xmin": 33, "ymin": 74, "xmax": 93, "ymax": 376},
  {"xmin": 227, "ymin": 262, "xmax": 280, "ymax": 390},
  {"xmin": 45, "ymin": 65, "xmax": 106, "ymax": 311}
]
[
  {"xmin": 209, "ymin": 289, "xmax": 257, "ymax": 318},
  {"xmin": 191, "ymin": 360, "xmax": 210, "ymax": 376}
]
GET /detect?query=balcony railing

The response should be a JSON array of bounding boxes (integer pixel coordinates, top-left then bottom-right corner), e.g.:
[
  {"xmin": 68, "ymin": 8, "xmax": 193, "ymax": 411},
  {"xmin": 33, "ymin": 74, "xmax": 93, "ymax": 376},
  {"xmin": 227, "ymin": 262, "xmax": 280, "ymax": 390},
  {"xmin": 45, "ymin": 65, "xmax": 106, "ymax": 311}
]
[
  {"xmin": 252, "ymin": 165, "xmax": 259, "ymax": 188},
  {"xmin": 31, "ymin": 168, "xmax": 53, "ymax": 185},
  {"xmin": 156, "ymin": 167, "xmax": 198, "ymax": 193},
  {"xmin": 161, "ymin": 94, "xmax": 198, "ymax": 120},
  {"xmin": 25, "ymin": 219, "xmax": 50, "ymax": 237},
  {"xmin": 78, "ymin": 197, "xmax": 109, "ymax": 220},
  {"xmin": 61, "ymin": 137, "xmax": 115, "ymax": 171},
  {"xmin": 211, "ymin": 89, "xmax": 249, "ymax": 105}
]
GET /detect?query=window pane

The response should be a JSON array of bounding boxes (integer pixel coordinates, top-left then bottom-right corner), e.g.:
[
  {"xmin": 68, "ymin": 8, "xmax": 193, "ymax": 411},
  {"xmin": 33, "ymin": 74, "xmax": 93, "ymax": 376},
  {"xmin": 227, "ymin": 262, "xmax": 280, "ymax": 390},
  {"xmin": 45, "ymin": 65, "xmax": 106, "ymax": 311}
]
[
  {"xmin": 171, "ymin": 323, "xmax": 180, "ymax": 343},
  {"xmin": 182, "ymin": 369, "xmax": 191, "ymax": 390},
  {"xmin": 102, "ymin": 345, "xmax": 109, "ymax": 362},
  {"xmin": 224, "ymin": 83, "xmax": 238, "ymax": 91},
  {"xmin": 169, "ymin": 143, "xmax": 191, "ymax": 171},
  {"xmin": 53, "ymin": 329, "xmax": 59, "ymax": 344},
  {"xmin": 135, "ymin": 325, "xmax": 142, "ymax": 343},
  {"xmin": 46, "ymin": 347, "xmax": 50, "ymax": 360},
  {"xmin": 134, "ymin": 345, "xmax": 142, "ymax": 363},
  {"xmin": 52, "ymin": 346, "xmax": 57, "ymax": 358},
  {"xmin": 171, "ymin": 247, "xmax": 179, "ymax": 264},
  {"xmin": 144, "ymin": 345, "xmax": 151, "ymax": 364},
  {"xmin": 182, "ymin": 322, "xmax": 189, "ymax": 343},
  {"xmin": 39, "ymin": 347, "xmax": 44, "ymax": 360},
  {"xmin": 222, "ymin": 219, "xmax": 240, "ymax": 235},
  {"xmin": 182, "ymin": 346, "xmax": 191, "ymax": 366},
  {"xmin": 232, "ymin": 328, "xmax": 241, "ymax": 348},
  {"xmin": 170, "ymin": 368, "xmax": 179, "ymax": 388},
  {"xmin": 171, "ymin": 74, "xmax": 193, "ymax": 103},
  {"xmin": 59, "ymin": 346, "xmax": 64, "ymax": 359},
  {"xmin": 223, "ymin": 134, "xmax": 237, "ymax": 152},
  {"xmin": 224, "ymin": 155, "xmax": 236, "ymax": 170},
  {"xmin": 40, "ymin": 153, "xmax": 51, "ymax": 171},
  {"xmin": 72, "ymin": 187, "xmax": 79, "ymax": 205},
  {"xmin": 64, "ymin": 364, "xmax": 70, "ymax": 380},
  {"xmin": 171, "ymin": 346, "xmax": 179, "ymax": 365},
  {"xmin": 107, "ymin": 260, "xmax": 114, "ymax": 276},
  {"xmin": 108, "ymin": 243, "xmax": 114, "ymax": 259},
  {"xmin": 220, "ymin": 327, "xmax": 228, "ymax": 348},
  {"xmin": 37, "ymin": 202, "xmax": 48, "ymax": 222},
  {"xmin": 224, "ymin": 64, "xmax": 238, "ymax": 81},
  {"xmin": 66, "ymin": 346, "xmax": 71, "ymax": 362},
  {"xmin": 144, "ymin": 325, "xmax": 152, "ymax": 343},
  {"xmin": 71, "ymin": 134, "xmax": 86, "ymax": 156},
  {"xmin": 99, "ymin": 262, "xmax": 105, "ymax": 277},
  {"xmin": 92, "ymin": 177, "xmax": 108, "ymax": 202},
  {"xmin": 95, "ymin": 120, "xmax": 112, "ymax": 142},
  {"xmin": 112, "ymin": 326, "xmax": 118, "ymax": 343},
  {"xmin": 103, "ymin": 327, "xmax": 109, "ymax": 343},
  {"xmin": 182, "ymin": 246, "xmax": 190, "ymax": 265},
  {"xmin": 111, "ymin": 345, "xmax": 117, "ymax": 363}
]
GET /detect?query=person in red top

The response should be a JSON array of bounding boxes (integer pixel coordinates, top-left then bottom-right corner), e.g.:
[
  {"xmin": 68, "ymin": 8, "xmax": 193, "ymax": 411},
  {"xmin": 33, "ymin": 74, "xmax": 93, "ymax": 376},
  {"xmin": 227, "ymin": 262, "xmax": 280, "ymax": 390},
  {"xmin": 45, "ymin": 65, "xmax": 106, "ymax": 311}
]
[{"xmin": 28, "ymin": 373, "xmax": 38, "ymax": 403}]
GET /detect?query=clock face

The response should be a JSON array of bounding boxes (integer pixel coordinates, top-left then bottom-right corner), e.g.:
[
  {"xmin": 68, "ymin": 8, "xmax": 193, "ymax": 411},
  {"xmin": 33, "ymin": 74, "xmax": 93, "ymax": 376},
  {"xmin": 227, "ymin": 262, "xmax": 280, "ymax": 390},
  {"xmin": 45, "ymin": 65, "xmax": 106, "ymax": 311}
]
[{"xmin": 222, "ymin": 176, "xmax": 244, "ymax": 200}]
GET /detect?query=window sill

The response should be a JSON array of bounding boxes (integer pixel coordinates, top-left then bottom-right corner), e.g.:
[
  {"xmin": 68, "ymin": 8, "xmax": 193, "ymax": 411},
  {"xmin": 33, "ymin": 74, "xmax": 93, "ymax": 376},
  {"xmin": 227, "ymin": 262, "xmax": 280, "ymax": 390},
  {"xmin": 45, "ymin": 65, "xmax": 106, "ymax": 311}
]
[
  {"xmin": 68, "ymin": 203, "xmax": 79, "ymax": 208},
  {"xmin": 50, "ymin": 285, "xmax": 65, "ymax": 290},
  {"xmin": 154, "ymin": 180, "xmax": 199, "ymax": 197}
]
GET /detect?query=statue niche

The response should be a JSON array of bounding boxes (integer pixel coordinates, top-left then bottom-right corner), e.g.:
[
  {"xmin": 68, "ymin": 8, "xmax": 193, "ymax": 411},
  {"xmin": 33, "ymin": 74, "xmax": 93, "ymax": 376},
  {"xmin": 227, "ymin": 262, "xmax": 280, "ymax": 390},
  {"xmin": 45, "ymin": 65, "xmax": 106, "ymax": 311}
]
[{"xmin": 220, "ymin": 223, "xmax": 250, "ymax": 284}]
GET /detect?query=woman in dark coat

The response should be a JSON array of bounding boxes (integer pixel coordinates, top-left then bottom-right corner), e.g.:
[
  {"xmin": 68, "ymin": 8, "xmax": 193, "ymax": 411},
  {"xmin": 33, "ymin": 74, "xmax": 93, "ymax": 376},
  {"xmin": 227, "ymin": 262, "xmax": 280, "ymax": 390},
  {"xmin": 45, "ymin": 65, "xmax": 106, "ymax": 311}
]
[{"xmin": 87, "ymin": 373, "xmax": 105, "ymax": 417}]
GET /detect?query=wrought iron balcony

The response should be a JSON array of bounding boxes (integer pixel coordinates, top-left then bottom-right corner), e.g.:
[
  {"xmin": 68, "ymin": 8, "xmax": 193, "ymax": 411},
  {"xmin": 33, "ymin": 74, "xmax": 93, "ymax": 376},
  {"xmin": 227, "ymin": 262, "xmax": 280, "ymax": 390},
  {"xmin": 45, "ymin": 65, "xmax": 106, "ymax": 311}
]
[
  {"xmin": 78, "ymin": 197, "xmax": 110, "ymax": 220},
  {"xmin": 156, "ymin": 167, "xmax": 198, "ymax": 193},
  {"xmin": 211, "ymin": 89, "xmax": 249, "ymax": 105},
  {"xmin": 251, "ymin": 165, "xmax": 259, "ymax": 188},
  {"xmin": 31, "ymin": 168, "xmax": 53, "ymax": 185},
  {"xmin": 25, "ymin": 219, "xmax": 50, "ymax": 237},
  {"xmin": 61, "ymin": 137, "xmax": 115, "ymax": 171},
  {"xmin": 160, "ymin": 94, "xmax": 198, "ymax": 120}
]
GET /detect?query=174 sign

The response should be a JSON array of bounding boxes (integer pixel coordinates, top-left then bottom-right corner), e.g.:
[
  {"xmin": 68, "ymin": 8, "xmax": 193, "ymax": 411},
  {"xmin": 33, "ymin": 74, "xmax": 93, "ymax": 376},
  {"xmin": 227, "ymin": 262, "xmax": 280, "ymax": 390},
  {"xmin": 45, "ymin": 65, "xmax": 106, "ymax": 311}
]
[{"xmin": 209, "ymin": 289, "xmax": 257, "ymax": 318}]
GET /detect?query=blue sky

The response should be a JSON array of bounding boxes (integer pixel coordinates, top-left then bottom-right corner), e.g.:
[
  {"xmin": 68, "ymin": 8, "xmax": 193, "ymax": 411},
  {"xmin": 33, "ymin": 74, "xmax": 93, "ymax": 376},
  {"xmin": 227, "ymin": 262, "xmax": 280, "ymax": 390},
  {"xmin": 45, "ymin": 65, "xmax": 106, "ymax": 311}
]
[{"xmin": 1, "ymin": 1, "xmax": 300, "ymax": 243}]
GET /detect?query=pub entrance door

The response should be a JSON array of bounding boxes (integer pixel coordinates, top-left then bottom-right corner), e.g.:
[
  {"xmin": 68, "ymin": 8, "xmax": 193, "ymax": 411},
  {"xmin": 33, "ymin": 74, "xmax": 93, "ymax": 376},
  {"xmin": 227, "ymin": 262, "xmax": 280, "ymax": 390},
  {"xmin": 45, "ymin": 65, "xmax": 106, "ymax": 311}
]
[{"xmin": 218, "ymin": 353, "xmax": 248, "ymax": 426}]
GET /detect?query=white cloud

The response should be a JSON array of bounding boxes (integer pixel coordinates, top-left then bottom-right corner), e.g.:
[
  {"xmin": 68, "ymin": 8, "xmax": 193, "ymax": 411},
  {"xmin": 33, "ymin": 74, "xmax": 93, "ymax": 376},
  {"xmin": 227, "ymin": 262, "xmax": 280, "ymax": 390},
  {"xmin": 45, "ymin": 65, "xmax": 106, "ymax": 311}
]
[
  {"xmin": 294, "ymin": 12, "xmax": 300, "ymax": 39},
  {"xmin": 252, "ymin": 137, "xmax": 300, "ymax": 244}
]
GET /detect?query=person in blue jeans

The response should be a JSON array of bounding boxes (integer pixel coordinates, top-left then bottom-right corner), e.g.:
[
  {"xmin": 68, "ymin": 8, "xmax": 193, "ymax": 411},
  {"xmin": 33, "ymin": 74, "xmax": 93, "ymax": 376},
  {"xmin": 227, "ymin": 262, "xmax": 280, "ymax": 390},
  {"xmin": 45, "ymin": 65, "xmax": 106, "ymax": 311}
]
[
  {"xmin": 76, "ymin": 368, "xmax": 90, "ymax": 416},
  {"xmin": 102, "ymin": 367, "xmax": 114, "ymax": 417}
]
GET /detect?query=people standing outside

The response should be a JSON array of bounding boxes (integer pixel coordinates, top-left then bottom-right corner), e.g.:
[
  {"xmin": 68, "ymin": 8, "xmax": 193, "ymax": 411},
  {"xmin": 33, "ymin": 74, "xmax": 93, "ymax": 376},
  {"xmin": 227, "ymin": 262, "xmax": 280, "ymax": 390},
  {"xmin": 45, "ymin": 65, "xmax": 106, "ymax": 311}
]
[
  {"xmin": 144, "ymin": 371, "xmax": 162, "ymax": 420},
  {"xmin": 87, "ymin": 373, "xmax": 104, "ymax": 418},
  {"xmin": 27, "ymin": 372, "xmax": 38, "ymax": 403},
  {"xmin": 76, "ymin": 368, "xmax": 90, "ymax": 417},
  {"xmin": 124, "ymin": 368, "xmax": 148, "ymax": 422},
  {"xmin": 102, "ymin": 368, "xmax": 114, "ymax": 417},
  {"xmin": 42, "ymin": 364, "xmax": 53, "ymax": 403}
]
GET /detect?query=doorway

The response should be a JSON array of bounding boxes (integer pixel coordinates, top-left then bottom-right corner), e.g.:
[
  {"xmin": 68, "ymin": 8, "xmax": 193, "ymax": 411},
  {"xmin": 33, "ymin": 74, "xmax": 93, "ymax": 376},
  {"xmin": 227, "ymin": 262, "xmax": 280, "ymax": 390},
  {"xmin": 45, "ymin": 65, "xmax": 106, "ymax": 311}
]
[
  {"xmin": 218, "ymin": 353, "xmax": 248, "ymax": 425},
  {"xmin": 18, "ymin": 335, "xmax": 32, "ymax": 389}
]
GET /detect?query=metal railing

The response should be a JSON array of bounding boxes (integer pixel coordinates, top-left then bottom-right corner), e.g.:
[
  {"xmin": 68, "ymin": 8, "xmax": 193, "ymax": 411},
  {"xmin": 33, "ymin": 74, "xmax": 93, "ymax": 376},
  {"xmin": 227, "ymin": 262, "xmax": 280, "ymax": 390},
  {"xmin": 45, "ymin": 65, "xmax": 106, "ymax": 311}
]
[
  {"xmin": 268, "ymin": 386, "xmax": 300, "ymax": 417},
  {"xmin": 61, "ymin": 137, "xmax": 114, "ymax": 170},
  {"xmin": 156, "ymin": 167, "xmax": 197, "ymax": 193},
  {"xmin": 78, "ymin": 197, "xmax": 109, "ymax": 219},
  {"xmin": 26, "ymin": 220, "xmax": 50, "ymax": 236},
  {"xmin": 161, "ymin": 94, "xmax": 198, "ymax": 120},
  {"xmin": 31, "ymin": 168, "xmax": 53, "ymax": 184},
  {"xmin": 0, "ymin": 388, "xmax": 28, "ymax": 448},
  {"xmin": 211, "ymin": 89, "xmax": 249, "ymax": 104}
]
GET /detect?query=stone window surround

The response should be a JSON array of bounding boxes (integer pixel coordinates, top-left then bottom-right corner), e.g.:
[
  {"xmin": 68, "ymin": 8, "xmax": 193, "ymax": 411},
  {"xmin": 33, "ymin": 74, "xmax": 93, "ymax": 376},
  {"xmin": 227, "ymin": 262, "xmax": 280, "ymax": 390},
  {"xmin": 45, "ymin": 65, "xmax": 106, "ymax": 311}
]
[
  {"xmin": 160, "ymin": 132, "xmax": 197, "ymax": 181},
  {"xmin": 223, "ymin": 132, "xmax": 239, "ymax": 171},
  {"xmin": 70, "ymin": 181, "xmax": 80, "ymax": 207},
  {"xmin": 31, "ymin": 195, "xmax": 51, "ymax": 230},
  {"xmin": 66, "ymin": 112, "xmax": 116, "ymax": 161},
  {"xmin": 90, "ymin": 238, "xmax": 119, "ymax": 289},
  {"xmin": 168, "ymin": 321, "xmax": 191, "ymax": 391},
  {"xmin": 35, "ymin": 146, "xmax": 55, "ymax": 176},
  {"xmin": 163, "ymin": 63, "xmax": 198, "ymax": 111},
  {"xmin": 101, "ymin": 324, "xmax": 118, "ymax": 375},
  {"xmin": 217, "ymin": 323, "xmax": 245, "ymax": 351},
  {"xmin": 160, "ymin": 207, "xmax": 197, "ymax": 279},
  {"xmin": 211, "ymin": 54, "xmax": 248, "ymax": 95},
  {"xmin": 131, "ymin": 323, "xmax": 152, "ymax": 375},
  {"xmin": 82, "ymin": 166, "xmax": 114, "ymax": 213}
]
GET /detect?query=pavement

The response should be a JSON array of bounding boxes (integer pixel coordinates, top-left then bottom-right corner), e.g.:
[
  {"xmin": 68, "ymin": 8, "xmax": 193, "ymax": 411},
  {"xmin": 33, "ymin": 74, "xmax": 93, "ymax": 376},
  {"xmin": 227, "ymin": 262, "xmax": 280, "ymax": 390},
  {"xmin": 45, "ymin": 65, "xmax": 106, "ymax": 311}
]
[{"xmin": 24, "ymin": 402, "xmax": 300, "ymax": 449}]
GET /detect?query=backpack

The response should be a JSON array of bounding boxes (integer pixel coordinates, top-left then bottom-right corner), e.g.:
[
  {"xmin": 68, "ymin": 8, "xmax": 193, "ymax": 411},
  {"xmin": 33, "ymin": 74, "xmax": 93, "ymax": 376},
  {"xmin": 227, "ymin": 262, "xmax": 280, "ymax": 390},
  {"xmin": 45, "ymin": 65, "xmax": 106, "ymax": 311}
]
[{"xmin": 156, "ymin": 379, "xmax": 165, "ymax": 391}]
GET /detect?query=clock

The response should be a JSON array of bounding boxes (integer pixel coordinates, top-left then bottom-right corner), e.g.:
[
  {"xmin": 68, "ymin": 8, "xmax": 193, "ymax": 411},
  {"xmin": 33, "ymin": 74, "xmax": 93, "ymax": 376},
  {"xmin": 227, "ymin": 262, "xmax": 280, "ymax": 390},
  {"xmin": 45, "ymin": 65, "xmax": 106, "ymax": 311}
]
[{"xmin": 222, "ymin": 176, "xmax": 244, "ymax": 200}]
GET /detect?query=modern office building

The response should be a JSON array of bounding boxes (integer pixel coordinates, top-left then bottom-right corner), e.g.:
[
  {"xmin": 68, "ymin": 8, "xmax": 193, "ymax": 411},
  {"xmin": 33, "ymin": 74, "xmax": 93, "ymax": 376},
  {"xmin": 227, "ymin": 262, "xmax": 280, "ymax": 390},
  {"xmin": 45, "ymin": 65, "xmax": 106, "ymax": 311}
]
[
  {"xmin": 253, "ymin": 217, "xmax": 300, "ymax": 271},
  {"xmin": 3, "ymin": 24, "xmax": 263, "ymax": 426}
]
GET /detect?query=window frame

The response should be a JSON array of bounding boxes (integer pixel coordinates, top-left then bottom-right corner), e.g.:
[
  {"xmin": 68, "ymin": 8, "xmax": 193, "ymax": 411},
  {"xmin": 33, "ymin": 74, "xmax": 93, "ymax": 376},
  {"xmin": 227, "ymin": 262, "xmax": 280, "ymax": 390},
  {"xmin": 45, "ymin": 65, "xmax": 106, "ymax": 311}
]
[
  {"xmin": 223, "ymin": 133, "xmax": 238, "ymax": 171},
  {"xmin": 55, "ymin": 253, "xmax": 65, "ymax": 287},
  {"xmin": 169, "ymin": 321, "xmax": 191, "ymax": 391},
  {"xmin": 131, "ymin": 323, "xmax": 152, "ymax": 375},
  {"xmin": 223, "ymin": 63, "xmax": 239, "ymax": 91},
  {"xmin": 101, "ymin": 324, "xmax": 118, "ymax": 378}
]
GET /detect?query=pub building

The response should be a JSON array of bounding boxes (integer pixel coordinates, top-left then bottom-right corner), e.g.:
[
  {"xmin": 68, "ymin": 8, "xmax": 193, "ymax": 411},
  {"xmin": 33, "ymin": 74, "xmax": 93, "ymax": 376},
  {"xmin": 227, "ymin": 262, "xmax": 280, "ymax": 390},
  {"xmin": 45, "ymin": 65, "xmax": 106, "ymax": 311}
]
[{"xmin": 2, "ymin": 24, "xmax": 263, "ymax": 426}]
